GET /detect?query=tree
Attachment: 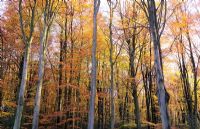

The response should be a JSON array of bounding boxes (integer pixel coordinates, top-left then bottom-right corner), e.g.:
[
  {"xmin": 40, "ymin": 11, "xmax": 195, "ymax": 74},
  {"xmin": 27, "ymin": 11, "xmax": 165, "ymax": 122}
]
[
  {"xmin": 87, "ymin": 0, "xmax": 100, "ymax": 129},
  {"xmin": 0, "ymin": 0, "xmax": 199, "ymax": 128},
  {"xmin": 118, "ymin": 1, "xmax": 145, "ymax": 128},
  {"xmin": 107, "ymin": 0, "xmax": 118, "ymax": 128},
  {"xmin": 169, "ymin": 2, "xmax": 200, "ymax": 127},
  {"xmin": 32, "ymin": 1, "xmax": 58, "ymax": 128},
  {"xmin": 13, "ymin": 1, "xmax": 37, "ymax": 129},
  {"xmin": 55, "ymin": 1, "xmax": 68, "ymax": 126},
  {"xmin": 138, "ymin": 0, "xmax": 170, "ymax": 129}
]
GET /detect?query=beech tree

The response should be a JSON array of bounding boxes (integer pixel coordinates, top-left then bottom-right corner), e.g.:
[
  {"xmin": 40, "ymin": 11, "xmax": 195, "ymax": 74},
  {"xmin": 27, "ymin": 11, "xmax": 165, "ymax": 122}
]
[
  {"xmin": 107, "ymin": 0, "xmax": 118, "ymax": 128},
  {"xmin": 32, "ymin": 0, "xmax": 59, "ymax": 128},
  {"xmin": 87, "ymin": 0, "xmax": 100, "ymax": 129},
  {"xmin": 169, "ymin": 2, "xmax": 200, "ymax": 128},
  {"xmin": 138, "ymin": 0, "xmax": 170, "ymax": 128},
  {"xmin": 13, "ymin": 1, "xmax": 37, "ymax": 129},
  {"xmin": 0, "ymin": 0, "xmax": 199, "ymax": 129}
]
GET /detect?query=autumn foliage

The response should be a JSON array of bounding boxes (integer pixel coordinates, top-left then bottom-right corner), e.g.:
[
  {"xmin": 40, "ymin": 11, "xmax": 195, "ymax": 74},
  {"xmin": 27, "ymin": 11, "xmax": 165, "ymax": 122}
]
[{"xmin": 0, "ymin": 0, "xmax": 200, "ymax": 129}]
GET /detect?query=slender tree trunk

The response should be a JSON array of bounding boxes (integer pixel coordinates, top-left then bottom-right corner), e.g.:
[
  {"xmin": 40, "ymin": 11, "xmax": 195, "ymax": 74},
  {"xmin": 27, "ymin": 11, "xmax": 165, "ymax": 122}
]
[
  {"xmin": 151, "ymin": 32, "xmax": 170, "ymax": 129},
  {"xmin": 147, "ymin": 1, "xmax": 170, "ymax": 129},
  {"xmin": 128, "ymin": 36, "xmax": 141, "ymax": 128},
  {"xmin": 32, "ymin": 26, "xmax": 48, "ymax": 129},
  {"xmin": 66, "ymin": 10, "xmax": 74, "ymax": 128},
  {"xmin": 108, "ymin": 3, "xmax": 115, "ymax": 128},
  {"xmin": 13, "ymin": 41, "xmax": 32, "ymax": 129},
  {"xmin": 187, "ymin": 32, "xmax": 198, "ymax": 129},
  {"xmin": 87, "ymin": 0, "xmax": 100, "ymax": 129},
  {"xmin": 110, "ymin": 61, "xmax": 115, "ymax": 129},
  {"xmin": 13, "ymin": 0, "xmax": 36, "ymax": 128},
  {"xmin": 177, "ymin": 31, "xmax": 198, "ymax": 129},
  {"xmin": 141, "ymin": 42, "xmax": 152, "ymax": 127},
  {"xmin": 142, "ymin": 68, "xmax": 151, "ymax": 126},
  {"xmin": 56, "ymin": 29, "xmax": 64, "ymax": 125},
  {"xmin": 63, "ymin": 4, "xmax": 68, "ymax": 127}
]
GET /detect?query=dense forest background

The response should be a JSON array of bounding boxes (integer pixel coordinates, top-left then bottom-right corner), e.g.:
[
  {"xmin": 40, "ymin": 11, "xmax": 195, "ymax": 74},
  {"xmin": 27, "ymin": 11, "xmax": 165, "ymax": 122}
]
[{"xmin": 0, "ymin": 0, "xmax": 200, "ymax": 129}]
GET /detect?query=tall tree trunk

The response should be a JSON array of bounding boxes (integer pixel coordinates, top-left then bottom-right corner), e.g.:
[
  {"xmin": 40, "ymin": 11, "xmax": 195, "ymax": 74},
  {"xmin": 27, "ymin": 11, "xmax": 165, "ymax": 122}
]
[
  {"xmin": 110, "ymin": 61, "xmax": 115, "ymax": 129},
  {"xmin": 178, "ymin": 46, "xmax": 194, "ymax": 129},
  {"xmin": 186, "ymin": 31, "xmax": 198, "ymax": 129},
  {"xmin": 13, "ymin": 0, "xmax": 36, "ymax": 128},
  {"xmin": 13, "ymin": 41, "xmax": 32, "ymax": 129},
  {"xmin": 141, "ymin": 41, "xmax": 152, "ymax": 127},
  {"xmin": 32, "ymin": 26, "xmax": 48, "ymax": 129},
  {"xmin": 87, "ymin": 0, "xmax": 100, "ymax": 129},
  {"xmin": 56, "ymin": 29, "xmax": 64, "ymax": 125},
  {"xmin": 66, "ymin": 8, "xmax": 74, "ymax": 128},
  {"xmin": 128, "ymin": 34, "xmax": 141, "ymax": 128},
  {"xmin": 147, "ymin": 1, "xmax": 170, "ymax": 128},
  {"xmin": 177, "ymin": 30, "xmax": 198, "ymax": 129},
  {"xmin": 150, "ymin": 29, "xmax": 170, "ymax": 129},
  {"xmin": 63, "ymin": 3, "xmax": 68, "ymax": 127},
  {"xmin": 32, "ymin": 0, "xmax": 56, "ymax": 128},
  {"xmin": 142, "ymin": 68, "xmax": 151, "ymax": 125},
  {"xmin": 108, "ymin": 1, "xmax": 116, "ymax": 128}
]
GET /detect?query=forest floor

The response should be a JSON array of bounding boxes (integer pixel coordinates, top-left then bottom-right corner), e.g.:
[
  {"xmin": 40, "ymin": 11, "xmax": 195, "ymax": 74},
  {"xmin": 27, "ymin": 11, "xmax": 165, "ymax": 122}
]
[
  {"xmin": 153, "ymin": 124, "xmax": 188, "ymax": 129},
  {"xmin": 118, "ymin": 123, "xmax": 189, "ymax": 129}
]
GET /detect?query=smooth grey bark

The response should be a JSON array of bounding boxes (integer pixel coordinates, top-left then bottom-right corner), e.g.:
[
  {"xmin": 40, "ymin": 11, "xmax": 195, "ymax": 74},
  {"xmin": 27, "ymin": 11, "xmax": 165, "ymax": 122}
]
[
  {"xmin": 13, "ymin": 44, "xmax": 32, "ymax": 129},
  {"xmin": 107, "ymin": 1, "xmax": 118, "ymax": 128},
  {"xmin": 87, "ymin": 0, "xmax": 100, "ymax": 129},
  {"xmin": 32, "ymin": 26, "xmax": 48, "ymax": 129},
  {"xmin": 144, "ymin": 0, "xmax": 170, "ymax": 129},
  {"xmin": 13, "ymin": 0, "xmax": 36, "ymax": 129},
  {"xmin": 32, "ymin": 1, "xmax": 57, "ymax": 128},
  {"xmin": 109, "ymin": 25, "xmax": 115, "ymax": 129},
  {"xmin": 150, "ymin": 30, "xmax": 170, "ymax": 129}
]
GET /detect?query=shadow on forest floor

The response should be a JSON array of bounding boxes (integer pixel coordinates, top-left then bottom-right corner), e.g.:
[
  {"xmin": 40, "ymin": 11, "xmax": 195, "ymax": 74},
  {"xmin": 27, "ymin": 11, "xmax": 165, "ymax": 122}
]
[{"xmin": 117, "ymin": 123, "xmax": 189, "ymax": 129}]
